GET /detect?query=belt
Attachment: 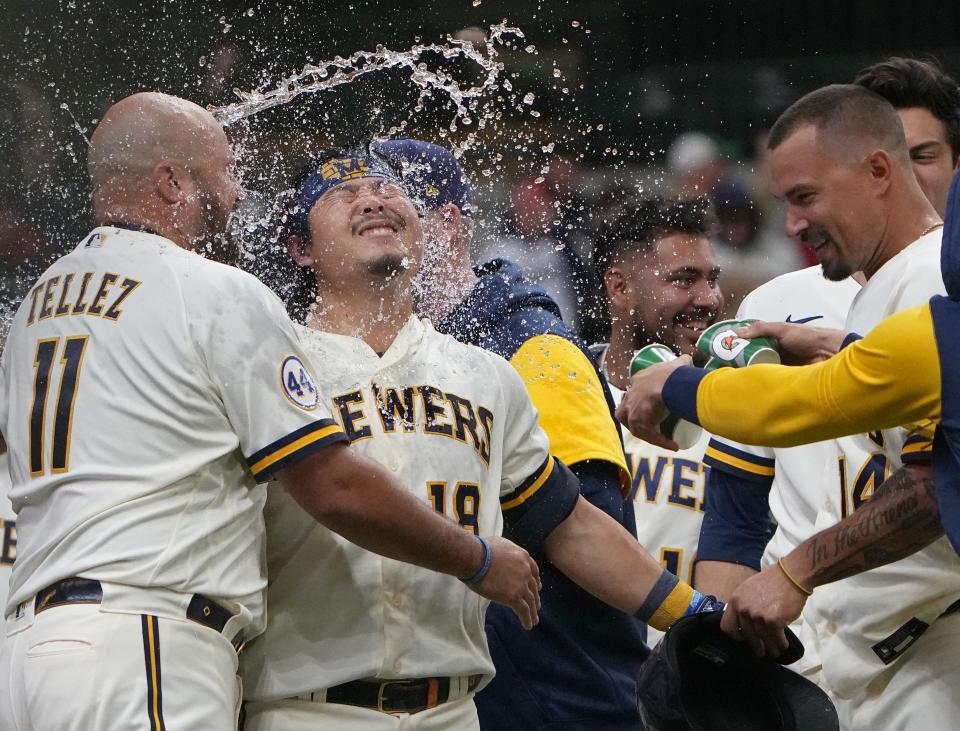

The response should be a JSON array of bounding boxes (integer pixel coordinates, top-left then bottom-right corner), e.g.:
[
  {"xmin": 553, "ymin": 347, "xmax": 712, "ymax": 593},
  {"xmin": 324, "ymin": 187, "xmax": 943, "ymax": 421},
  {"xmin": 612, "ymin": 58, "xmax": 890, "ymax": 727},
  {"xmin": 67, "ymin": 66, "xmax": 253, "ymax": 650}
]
[
  {"xmin": 34, "ymin": 577, "xmax": 245, "ymax": 652},
  {"xmin": 322, "ymin": 674, "xmax": 482, "ymax": 714},
  {"xmin": 871, "ymin": 597, "xmax": 960, "ymax": 665}
]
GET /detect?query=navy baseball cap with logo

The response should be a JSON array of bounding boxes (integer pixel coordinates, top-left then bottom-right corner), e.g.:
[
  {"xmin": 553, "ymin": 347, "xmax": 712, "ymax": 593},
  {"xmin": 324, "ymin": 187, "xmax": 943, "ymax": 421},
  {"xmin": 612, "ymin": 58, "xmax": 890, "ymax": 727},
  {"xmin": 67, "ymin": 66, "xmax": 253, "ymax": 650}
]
[
  {"xmin": 373, "ymin": 139, "xmax": 477, "ymax": 216},
  {"xmin": 284, "ymin": 150, "xmax": 404, "ymax": 236}
]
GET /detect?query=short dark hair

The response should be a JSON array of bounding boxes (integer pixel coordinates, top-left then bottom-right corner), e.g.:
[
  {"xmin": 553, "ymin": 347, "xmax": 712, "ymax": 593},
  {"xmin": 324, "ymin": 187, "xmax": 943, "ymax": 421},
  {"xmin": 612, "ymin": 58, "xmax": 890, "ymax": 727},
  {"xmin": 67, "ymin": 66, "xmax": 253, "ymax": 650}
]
[
  {"xmin": 593, "ymin": 195, "xmax": 715, "ymax": 281},
  {"xmin": 245, "ymin": 147, "xmax": 376, "ymax": 324},
  {"xmin": 767, "ymin": 84, "xmax": 907, "ymax": 160},
  {"xmin": 855, "ymin": 57, "xmax": 960, "ymax": 164}
]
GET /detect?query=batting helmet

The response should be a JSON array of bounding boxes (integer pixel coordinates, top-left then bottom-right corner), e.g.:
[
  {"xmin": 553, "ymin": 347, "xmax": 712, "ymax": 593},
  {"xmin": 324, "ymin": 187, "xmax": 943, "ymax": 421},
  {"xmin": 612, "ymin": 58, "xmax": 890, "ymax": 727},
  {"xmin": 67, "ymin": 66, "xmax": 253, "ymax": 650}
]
[{"xmin": 637, "ymin": 612, "xmax": 838, "ymax": 731}]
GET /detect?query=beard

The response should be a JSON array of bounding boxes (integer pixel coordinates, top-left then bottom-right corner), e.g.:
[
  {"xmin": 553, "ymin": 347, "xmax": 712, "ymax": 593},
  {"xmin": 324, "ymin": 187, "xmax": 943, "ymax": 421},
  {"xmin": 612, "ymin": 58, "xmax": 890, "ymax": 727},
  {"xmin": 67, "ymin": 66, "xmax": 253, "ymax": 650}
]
[
  {"xmin": 802, "ymin": 226, "xmax": 853, "ymax": 282},
  {"xmin": 634, "ymin": 306, "xmax": 718, "ymax": 357},
  {"xmin": 367, "ymin": 253, "xmax": 411, "ymax": 279},
  {"xmin": 820, "ymin": 257, "xmax": 853, "ymax": 282}
]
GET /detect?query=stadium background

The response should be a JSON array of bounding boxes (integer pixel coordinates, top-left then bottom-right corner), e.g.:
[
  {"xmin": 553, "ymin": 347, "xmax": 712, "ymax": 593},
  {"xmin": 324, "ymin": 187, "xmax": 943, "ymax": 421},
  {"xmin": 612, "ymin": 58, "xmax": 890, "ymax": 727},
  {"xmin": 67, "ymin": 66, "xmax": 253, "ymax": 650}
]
[{"xmin": 1, "ymin": 0, "xmax": 958, "ymax": 340}]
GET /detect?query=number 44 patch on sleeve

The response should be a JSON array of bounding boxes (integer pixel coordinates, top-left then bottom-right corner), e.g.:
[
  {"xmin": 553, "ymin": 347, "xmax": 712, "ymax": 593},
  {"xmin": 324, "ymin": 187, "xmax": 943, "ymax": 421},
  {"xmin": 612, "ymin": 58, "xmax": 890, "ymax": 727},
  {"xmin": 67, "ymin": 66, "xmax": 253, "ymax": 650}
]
[{"xmin": 280, "ymin": 356, "xmax": 319, "ymax": 411}]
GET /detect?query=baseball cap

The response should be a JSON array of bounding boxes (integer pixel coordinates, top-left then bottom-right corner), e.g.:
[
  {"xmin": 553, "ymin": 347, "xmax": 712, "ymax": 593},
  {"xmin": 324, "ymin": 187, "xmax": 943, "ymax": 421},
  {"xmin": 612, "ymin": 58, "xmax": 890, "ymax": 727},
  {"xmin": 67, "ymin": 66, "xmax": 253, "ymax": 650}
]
[
  {"xmin": 285, "ymin": 150, "xmax": 403, "ymax": 236},
  {"xmin": 373, "ymin": 139, "xmax": 477, "ymax": 216}
]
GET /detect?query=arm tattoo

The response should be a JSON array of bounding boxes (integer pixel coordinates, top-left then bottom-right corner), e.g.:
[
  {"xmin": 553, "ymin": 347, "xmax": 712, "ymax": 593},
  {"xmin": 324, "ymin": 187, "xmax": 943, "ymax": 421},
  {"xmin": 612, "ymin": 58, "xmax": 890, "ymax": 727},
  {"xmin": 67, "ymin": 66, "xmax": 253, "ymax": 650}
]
[{"xmin": 802, "ymin": 464, "xmax": 941, "ymax": 587}]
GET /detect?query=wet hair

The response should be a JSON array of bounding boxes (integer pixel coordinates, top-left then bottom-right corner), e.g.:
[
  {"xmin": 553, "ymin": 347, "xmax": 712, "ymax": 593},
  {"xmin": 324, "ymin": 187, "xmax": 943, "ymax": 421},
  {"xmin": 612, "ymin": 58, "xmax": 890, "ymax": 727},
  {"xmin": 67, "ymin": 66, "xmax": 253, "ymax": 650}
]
[
  {"xmin": 593, "ymin": 195, "xmax": 715, "ymax": 281},
  {"xmin": 767, "ymin": 84, "xmax": 908, "ymax": 162},
  {"xmin": 246, "ymin": 147, "xmax": 366, "ymax": 323},
  {"xmin": 855, "ymin": 57, "xmax": 960, "ymax": 164}
]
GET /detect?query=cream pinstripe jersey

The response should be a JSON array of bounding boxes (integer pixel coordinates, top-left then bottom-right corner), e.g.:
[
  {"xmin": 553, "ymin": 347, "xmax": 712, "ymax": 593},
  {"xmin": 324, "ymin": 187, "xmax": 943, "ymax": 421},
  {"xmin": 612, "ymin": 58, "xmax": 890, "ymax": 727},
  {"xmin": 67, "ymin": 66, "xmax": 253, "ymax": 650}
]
[
  {"xmin": 242, "ymin": 315, "xmax": 557, "ymax": 701},
  {"xmin": 0, "ymin": 226, "xmax": 346, "ymax": 631}
]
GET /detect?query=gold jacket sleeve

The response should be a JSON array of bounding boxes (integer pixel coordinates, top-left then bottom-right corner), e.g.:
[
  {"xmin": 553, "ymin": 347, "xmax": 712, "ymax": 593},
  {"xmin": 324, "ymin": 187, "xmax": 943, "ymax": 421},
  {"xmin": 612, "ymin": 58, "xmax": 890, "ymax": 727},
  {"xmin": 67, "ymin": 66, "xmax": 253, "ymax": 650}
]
[
  {"xmin": 694, "ymin": 304, "xmax": 943, "ymax": 446},
  {"xmin": 510, "ymin": 334, "xmax": 630, "ymax": 491}
]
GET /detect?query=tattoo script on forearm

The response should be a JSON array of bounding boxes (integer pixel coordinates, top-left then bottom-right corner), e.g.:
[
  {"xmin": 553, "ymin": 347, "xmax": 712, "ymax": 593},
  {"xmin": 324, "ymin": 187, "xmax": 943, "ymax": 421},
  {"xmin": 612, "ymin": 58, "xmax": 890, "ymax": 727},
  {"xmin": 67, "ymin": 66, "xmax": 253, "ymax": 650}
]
[{"xmin": 802, "ymin": 465, "xmax": 941, "ymax": 587}]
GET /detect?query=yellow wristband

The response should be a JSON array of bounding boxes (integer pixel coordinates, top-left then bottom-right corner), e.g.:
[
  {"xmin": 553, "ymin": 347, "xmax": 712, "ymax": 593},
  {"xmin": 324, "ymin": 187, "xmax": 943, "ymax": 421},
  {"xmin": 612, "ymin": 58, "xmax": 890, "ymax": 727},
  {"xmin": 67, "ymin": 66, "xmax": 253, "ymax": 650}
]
[{"xmin": 777, "ymin": 557, "xmax": 813, "ymax": 597}]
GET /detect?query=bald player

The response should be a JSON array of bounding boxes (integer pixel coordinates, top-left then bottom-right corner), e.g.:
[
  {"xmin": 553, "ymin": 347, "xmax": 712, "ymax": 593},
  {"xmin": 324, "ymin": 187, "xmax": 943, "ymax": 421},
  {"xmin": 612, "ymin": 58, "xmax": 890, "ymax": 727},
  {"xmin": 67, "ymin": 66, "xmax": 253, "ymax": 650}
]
[
  {"xmin": 625, "ymin": 85, "xmax": 955, "ymax": 730},
  {"xmin": 242, "ymin": 149, "xmax": 719, "ymax": 731},
  {"xmin": 0, "ymin": 94, "xmax": 540, "ymax": 731}
]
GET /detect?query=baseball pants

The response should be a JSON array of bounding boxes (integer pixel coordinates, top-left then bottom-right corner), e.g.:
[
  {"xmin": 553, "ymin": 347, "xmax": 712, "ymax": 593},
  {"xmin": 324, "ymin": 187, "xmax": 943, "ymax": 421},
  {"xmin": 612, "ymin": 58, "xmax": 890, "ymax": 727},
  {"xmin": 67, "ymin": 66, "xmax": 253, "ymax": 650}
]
[
  {"xmin": 827, "ymin": 613, "xmax": 960, "ymax": 731},
  {"xmin": 244, "ymin": 695, "xmax": 481, "ymax": 730},
  {"xmin": 0, "ymin": 599, "xmax": 243, "ymax": 730}
]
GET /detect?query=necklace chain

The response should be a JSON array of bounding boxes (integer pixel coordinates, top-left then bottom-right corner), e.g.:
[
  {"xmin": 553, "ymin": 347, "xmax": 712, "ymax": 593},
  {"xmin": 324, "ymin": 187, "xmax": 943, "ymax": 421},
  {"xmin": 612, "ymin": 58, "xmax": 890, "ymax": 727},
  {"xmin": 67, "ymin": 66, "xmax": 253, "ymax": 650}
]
[{"xmin": 920, "ymin": 222, "xmax": 944, "ymax": 238}]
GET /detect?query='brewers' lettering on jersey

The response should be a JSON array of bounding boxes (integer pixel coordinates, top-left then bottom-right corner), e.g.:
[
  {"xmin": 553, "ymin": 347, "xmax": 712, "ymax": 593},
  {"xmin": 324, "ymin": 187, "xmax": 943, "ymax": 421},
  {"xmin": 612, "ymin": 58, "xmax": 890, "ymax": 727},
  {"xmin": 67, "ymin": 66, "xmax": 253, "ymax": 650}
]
[{"xmin": 331, "ymin": 385, "xmax": 493, "ymax": 465}]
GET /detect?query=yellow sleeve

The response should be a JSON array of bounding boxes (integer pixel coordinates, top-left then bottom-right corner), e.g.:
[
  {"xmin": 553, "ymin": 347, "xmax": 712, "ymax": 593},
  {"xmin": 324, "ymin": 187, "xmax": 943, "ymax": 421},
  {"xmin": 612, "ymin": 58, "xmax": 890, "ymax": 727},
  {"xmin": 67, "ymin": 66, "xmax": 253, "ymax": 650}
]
[
  {"xmin": 691, "ymin": 304, "xmax": 942, "ymax": 446},
  {"xmin": 509, "ymin": 334, "xmax": 630, "ymax": 491}
]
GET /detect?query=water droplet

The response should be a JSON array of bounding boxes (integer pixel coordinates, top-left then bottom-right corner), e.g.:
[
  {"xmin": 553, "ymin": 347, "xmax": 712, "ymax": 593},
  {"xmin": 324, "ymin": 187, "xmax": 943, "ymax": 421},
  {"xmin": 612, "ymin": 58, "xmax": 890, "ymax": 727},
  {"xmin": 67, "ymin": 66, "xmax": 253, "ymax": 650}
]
[{"xmin": 522, "ymin": 92, "xmax": 535, "ymax": 105}]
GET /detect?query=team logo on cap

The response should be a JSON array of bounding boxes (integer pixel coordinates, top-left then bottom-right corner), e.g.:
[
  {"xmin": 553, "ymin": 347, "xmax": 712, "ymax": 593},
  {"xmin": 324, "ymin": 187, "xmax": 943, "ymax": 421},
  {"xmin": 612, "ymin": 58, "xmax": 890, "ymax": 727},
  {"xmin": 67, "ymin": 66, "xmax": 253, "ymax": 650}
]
[
  {"xmin": 711, "ymin": 329, "xmax": 749, "ymax": 361},
  {"xmin": 424, "ymin": 183, "xmax": 440, "ymax": 198},
  {"xmin": 319, "ymin": 158, "xmax": 371, "ymax": 183},
  {"xmin": 280, "ymin": 356, "xmax": 319, "ymax": 410}
]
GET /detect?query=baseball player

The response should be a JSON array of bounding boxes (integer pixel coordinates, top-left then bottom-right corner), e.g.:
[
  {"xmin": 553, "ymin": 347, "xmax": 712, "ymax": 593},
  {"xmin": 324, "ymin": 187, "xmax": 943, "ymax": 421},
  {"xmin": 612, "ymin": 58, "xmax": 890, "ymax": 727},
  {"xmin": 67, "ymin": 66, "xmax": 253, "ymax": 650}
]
[
  {"xmin": 0, "ymin": 450, "xmax": 14, "ymax": 637},
  {"xmin": 591, "ymin": 195, "xmax": 723, "ymax": 643},
  {"xmin": 695, "ymin": 59, "xmax": 960, "ymax": 688},
  {"xmin": 0, "ymin": 94, "xmax": 541, "ymax": 731},
  {"xmin": 856, "ymin": 57, "xmax": 960, "ymax": 218},
  {"xmin": 241, "ymin": 149, "xmax": 720, "ymax": 731},
  {"xmin": 626, "ymin": 85, "xmax": 956, "ymax": 730},
  {"xmin": 375, "ymin": 139, "xmax": 649, "ymax": 729},
  {"xmin": 694, "ymin": 265, "xmax": 861, "ymax": 682}
]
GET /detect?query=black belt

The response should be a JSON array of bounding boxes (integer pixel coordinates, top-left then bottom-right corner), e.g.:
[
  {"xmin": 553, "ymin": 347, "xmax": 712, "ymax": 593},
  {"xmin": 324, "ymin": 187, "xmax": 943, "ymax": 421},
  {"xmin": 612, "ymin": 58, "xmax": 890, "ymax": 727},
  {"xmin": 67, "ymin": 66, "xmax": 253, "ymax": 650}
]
[
  {"xmin": 34, "ymin": 577, "xmax": 245, "ymax": 651},
  {"xmin": 325, "ymin": 675, "xmax": 482, "ymax": 714}
]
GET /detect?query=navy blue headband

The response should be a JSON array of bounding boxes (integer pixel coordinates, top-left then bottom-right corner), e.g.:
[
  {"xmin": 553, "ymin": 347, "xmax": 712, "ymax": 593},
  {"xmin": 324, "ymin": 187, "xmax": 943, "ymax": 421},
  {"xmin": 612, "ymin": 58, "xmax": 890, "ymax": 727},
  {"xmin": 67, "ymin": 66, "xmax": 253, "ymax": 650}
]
[{"xmin": 286, "ymin": 156, "xmax": 402, "ymax": 235}]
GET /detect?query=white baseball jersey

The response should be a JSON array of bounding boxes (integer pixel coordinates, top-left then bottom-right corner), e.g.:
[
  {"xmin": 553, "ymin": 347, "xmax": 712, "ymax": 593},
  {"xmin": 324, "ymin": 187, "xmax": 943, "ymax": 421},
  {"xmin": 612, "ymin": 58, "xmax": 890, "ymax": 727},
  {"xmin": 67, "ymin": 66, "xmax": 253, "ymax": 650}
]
[
  {"xmin": 604, "ymin": 365, "xmax": 708, "ymax": 646},
  {"xmin": 705, "ymin": 266, "xmax": 861, "ymax": 568},
  {"xmin": 806, "ymin": 229, "xmax": 959, "ymax": 698},
  {"xmin": 242, "ymin": 315, "xmax": 557, "ymax": 701},
  {"xmin": 702, "ymin": 266, "xmax": 861, "ymax": 677},
  {"xmin": 0, "ymin": 225, "xmax": 346, "ymax": 632},
  {"xmin": 0, "ymin": 452, "xmax": 14, "ymax": 635}
]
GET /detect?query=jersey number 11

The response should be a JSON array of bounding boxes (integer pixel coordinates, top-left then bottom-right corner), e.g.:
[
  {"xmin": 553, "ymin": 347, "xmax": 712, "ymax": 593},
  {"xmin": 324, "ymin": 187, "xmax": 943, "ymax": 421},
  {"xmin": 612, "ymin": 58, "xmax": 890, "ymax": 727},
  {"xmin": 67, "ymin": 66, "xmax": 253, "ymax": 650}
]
[{"xmin": 29, "ymin": 336, "xmax": 89, "ymax": 476}]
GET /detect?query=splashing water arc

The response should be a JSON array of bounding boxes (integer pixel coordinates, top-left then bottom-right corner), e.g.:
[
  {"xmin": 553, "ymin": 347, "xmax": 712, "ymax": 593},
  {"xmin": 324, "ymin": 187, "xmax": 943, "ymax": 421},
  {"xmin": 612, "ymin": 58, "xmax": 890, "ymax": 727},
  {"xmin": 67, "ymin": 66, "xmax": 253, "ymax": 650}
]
[{"xmin": 211, "ymin": 21, "xmax": 523, "ymax": 144}]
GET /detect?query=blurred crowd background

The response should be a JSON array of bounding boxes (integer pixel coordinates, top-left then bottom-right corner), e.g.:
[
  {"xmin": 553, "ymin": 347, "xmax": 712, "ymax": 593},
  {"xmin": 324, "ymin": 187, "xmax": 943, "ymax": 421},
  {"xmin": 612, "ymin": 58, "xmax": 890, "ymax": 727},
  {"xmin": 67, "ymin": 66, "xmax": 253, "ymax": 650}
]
[{"xmin": 1, "ymin": 0, "xmax": 958, "ymax": 342}]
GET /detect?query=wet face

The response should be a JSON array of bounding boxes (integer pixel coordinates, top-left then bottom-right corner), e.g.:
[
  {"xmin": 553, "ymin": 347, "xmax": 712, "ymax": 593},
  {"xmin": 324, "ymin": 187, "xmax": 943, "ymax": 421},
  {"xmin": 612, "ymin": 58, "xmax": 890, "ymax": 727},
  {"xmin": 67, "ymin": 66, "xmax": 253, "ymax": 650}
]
[
  {"xmin": 619, "ymin": 233, "xmax": 723, "ymax": 356},
  {"xmin": 769, "ymin": 125, "xmax": 884, "ymax": 281},
  {"xmin": 306, "ymin": 176, "xmax": 423, "ymax": 282},
  {"xmin": 191, "ymin": 127, "xmax": 242, "ymax": 238},
  {"xmin": 898, "ymin": 106, "xmax": 957, "ymax": 217}
]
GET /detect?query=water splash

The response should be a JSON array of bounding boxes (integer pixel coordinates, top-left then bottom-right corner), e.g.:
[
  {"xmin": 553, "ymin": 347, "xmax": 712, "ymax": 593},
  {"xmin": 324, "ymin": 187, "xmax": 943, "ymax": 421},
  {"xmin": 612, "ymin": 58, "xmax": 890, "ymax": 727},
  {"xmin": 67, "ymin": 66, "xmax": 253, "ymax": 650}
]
[{"xmin": 211, "ymin": 21, "xmax": 523, "ymax": 142}]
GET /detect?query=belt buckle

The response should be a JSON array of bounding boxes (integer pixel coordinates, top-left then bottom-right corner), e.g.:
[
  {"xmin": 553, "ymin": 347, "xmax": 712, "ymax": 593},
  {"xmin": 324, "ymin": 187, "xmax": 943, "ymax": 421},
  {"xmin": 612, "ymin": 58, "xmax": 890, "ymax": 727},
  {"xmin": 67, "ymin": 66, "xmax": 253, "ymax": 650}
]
[{"xmin": 377, "ymin": 679, "xmax": 425, "ymax": 714}]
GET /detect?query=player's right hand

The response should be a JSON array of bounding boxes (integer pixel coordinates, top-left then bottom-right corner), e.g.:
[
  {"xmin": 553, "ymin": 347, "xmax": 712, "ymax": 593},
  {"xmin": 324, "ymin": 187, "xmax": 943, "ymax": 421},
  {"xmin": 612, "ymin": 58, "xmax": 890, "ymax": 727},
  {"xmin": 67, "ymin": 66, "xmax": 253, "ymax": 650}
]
[
  {"xmin": 736, "ymin": 321, "xmax": 846, "ymax": 365},
  {"xmin": 615, "ymin": 356, "xmax": 690, "ymax": 449},
  {"xmin": 470, "ymin": 536, "xmax": 542, "ymax": 630}
]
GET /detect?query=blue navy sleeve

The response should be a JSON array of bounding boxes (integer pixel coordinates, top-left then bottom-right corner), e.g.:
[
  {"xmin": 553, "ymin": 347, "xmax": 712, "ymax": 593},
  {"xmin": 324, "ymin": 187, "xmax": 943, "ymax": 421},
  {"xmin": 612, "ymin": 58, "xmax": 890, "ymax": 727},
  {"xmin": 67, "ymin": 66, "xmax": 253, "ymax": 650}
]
[{"xmin": 696, "ymin": 466, "xmax": 776, "ymax": 570}]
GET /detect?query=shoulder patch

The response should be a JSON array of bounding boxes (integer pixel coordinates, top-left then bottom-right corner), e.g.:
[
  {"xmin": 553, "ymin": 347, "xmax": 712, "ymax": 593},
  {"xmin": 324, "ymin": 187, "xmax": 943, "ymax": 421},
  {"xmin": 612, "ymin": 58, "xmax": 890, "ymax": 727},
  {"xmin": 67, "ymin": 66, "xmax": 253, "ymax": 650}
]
[{"xmin": 280, "ymin": 356, "xmax": 319, "ymax": 410}]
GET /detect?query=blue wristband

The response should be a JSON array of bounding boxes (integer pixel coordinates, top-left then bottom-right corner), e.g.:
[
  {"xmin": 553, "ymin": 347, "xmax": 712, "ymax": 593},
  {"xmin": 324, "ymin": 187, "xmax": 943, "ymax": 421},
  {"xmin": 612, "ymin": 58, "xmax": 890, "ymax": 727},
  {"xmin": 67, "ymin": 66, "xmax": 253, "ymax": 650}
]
[{"xmin": 462, "ymin": 536, "xmax": 492, "ymax": 585}]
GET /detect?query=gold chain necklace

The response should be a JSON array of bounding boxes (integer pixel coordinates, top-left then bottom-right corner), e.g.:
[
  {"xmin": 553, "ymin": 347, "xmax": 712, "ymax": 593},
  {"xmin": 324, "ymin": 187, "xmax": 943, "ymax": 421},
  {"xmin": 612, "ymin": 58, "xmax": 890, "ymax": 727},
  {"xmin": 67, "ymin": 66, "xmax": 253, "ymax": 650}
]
[{"xmin": 920, "ymin": 221, "xmax": 944, "ymax": 238}]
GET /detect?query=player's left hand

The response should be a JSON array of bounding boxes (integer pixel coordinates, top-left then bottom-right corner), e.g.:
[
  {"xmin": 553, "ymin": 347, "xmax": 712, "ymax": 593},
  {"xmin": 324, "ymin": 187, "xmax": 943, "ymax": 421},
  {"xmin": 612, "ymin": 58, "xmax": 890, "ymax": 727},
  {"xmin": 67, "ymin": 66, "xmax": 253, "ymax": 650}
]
[
  {"xmin": 615, "ymin": 356, "xmax": 691, "ymax": 450},
  {"xmin": 719, "ymin": 561, "xmax": 809, "ymax": 659}
]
